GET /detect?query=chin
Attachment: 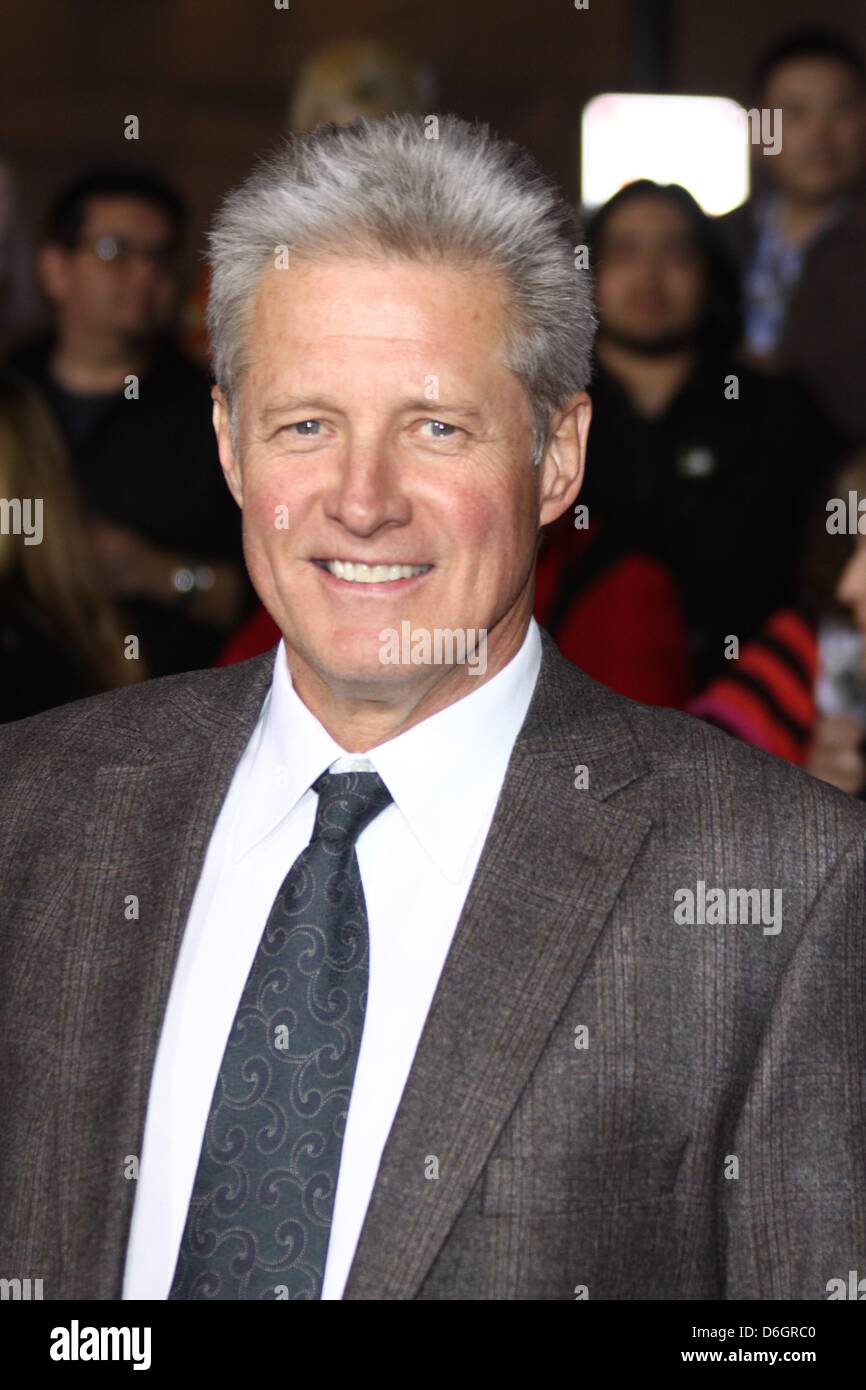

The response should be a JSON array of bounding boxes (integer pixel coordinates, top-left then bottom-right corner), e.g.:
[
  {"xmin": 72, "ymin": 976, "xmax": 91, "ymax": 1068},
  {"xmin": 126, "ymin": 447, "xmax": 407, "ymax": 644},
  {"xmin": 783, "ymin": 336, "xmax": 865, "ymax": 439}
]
[{"xmin": 299, "ymin": 633, "xmax": 408, "ymax": 687}]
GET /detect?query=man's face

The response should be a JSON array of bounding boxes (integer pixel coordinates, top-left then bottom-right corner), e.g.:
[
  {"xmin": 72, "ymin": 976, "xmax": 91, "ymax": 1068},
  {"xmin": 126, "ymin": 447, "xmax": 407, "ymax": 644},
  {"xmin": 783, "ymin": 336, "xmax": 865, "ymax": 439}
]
[
  {"xmin": 214, "ymin": 255, "xmax": 586, "ymax": 703},
  {"xmin": 763, "ymin": 58, "xmax": 866, "ymax": 202},
  {"xmin": 39, "ymin": 195, "xmax": 179, "ymax": 341},
  {"xmin": 594, "ymin": 198, "xmax": 705, "ymax": 351}
]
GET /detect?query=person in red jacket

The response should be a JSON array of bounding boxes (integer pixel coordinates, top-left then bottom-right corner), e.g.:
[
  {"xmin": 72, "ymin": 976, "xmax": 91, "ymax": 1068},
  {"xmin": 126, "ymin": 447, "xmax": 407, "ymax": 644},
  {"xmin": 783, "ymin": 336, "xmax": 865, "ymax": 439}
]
[
  {"xmin": 533, "ymin": 510, "xmax": 692, "ymax": 706},
  {"xmin": 216, "ymin": 510, "xmax": 694, "ymax": 710}
]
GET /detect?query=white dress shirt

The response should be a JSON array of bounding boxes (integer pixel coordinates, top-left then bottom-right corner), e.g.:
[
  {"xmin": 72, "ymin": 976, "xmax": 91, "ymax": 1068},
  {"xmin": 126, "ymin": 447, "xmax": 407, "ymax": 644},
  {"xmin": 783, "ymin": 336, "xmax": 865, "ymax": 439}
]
[{"xmin": 122, "ymin": 617, "xmax": 542, "ymax": 1300}]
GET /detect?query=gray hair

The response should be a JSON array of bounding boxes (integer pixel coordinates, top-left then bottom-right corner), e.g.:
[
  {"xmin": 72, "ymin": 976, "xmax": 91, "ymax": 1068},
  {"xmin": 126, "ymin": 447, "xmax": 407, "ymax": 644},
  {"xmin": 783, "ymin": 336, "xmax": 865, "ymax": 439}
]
[{"xmin": 206, "ymin": 113, "xmax": 596, "ymax": 465}]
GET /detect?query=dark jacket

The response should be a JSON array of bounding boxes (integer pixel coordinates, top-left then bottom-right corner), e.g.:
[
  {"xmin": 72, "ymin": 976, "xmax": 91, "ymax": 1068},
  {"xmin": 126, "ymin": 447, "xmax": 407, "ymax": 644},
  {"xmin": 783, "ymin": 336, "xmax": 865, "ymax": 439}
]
[
  {"xmin": 2, "ymin": 632, "xmax": 866, "ymax": 1298},
  {"xmin": 581, "ymin": 355, "xmax": 843, "ymax": 687},
  {"xmin": 718, "ymin": 190, "xmax": 866, "ymax": 445},
  {"xmin": 4, "ymin": 335, "xmax": 247, "ymax": 676}
]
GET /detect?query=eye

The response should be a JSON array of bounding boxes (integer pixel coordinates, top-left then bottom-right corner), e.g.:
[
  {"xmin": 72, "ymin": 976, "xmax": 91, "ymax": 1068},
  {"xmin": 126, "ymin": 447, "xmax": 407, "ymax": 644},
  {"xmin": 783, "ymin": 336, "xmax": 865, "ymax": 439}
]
[
  {"xmin": 284, "ymin": 419, "xmax": 322, "ymax": 436},
  {"xmin": 419, "ymin": 419, "xmax": 460, "ymax": 439}
]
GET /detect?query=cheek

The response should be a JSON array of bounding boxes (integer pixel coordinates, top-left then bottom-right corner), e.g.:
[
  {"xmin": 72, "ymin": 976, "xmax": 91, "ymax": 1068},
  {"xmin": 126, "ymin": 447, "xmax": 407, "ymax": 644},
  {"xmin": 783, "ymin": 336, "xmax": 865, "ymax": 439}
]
[
  {"xmin": 781, "ymin": 125, "xmax": 809, "ymax": 156},
  {"xmin": 672, "ymin": 271, "xmax": 702, "ymax": 308},
  {"xmin": 441, "ymin": 470, "xmax": 537, "ymax": 562},
  {"xmin": 595, "ymin": 274, "xmax": 619, "ymax": 311},
  {"xmin": 835, "ymin": 123, "xmax": 863, "ymax": 156},
  {"xmin": 77, "ymin": 269, "xmax": 106, "ymax": 305},
  {"xmin": 241, "ymin": 461, "xmax": 316, "ymax": 535}
]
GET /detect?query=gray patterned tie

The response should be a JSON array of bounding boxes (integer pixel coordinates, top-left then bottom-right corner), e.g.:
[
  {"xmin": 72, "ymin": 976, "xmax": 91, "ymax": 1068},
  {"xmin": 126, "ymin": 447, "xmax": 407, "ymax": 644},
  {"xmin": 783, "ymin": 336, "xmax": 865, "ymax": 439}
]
[{"xmin": 168, "ymin": 768, "xmax": 393, "ymax": 1300}]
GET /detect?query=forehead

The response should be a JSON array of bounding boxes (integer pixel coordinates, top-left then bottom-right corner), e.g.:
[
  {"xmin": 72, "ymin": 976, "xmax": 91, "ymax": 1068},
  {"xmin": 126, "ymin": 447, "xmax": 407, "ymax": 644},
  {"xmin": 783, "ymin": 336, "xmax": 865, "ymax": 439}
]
[
  {"xmin": 252, "ymin": 255, "xmax": 509, "ymax": 352},
  {"xmin": 80, "ymin": 195, "xmax": 175, "ymax": 237},
  {"xmin": 602, "ymin": 198, "xmax": 695, "ymax": 245},
  {"xmin": 765, "ymin": 57, "xmax": 864, "ymax": 100}
]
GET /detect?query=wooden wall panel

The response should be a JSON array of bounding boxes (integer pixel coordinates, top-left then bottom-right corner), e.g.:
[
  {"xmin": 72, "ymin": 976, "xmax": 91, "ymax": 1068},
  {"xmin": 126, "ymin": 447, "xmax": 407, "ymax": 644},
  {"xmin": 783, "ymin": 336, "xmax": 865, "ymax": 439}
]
[{"xmin": 1, "ymin": 0, "xmax": 863, "ymax": 327}]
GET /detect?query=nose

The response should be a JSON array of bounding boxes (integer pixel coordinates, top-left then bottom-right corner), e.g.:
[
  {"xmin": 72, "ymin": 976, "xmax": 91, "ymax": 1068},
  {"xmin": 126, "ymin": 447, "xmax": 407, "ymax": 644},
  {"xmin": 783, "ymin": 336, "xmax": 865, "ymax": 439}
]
[
  {"xmin": 122, "ymin": 254, "xmax": 162, "ymax": 294},
  {"xmin": 323, "ymin": 434, "xmax": 412, "ymax": 537}
]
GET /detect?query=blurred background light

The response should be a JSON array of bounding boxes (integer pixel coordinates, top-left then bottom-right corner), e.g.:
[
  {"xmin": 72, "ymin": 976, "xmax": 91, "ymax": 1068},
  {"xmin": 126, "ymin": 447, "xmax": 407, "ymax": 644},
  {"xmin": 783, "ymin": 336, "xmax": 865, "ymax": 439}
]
[{"xmin": 581, "ymin": 93, "xmax": 751, "ymax": 215}]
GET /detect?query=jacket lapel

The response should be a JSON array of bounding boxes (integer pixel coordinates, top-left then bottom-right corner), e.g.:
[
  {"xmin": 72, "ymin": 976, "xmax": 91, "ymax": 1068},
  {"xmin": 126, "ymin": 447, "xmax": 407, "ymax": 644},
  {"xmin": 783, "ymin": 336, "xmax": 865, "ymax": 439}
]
[
  {"xmin": 343, "ymin": 636, "xmax": 653, "ymax": 1298},
  {"xmin": 56, "ymin": 633, "xmax": 652, "ymax": 1299},
  {"xmin": 58, "ymin": 651, "xmax": 278, "ymax": 1298}
]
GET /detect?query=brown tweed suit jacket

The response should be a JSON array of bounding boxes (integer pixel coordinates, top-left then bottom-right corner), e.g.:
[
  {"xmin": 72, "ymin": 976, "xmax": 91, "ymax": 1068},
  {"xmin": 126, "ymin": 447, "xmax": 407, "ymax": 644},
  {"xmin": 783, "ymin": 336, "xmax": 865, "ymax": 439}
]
[{"xmin": 2, "ymin": 630, "xmax": 866, "ymax": 1299}]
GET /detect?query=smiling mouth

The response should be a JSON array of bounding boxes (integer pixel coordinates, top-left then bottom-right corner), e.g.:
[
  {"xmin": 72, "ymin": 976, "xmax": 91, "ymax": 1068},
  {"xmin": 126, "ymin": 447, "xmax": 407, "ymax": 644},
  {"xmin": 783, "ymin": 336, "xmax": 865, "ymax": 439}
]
[{"xmin": 313, "ymin": 559, "xmax": 432, "ymax": 584}]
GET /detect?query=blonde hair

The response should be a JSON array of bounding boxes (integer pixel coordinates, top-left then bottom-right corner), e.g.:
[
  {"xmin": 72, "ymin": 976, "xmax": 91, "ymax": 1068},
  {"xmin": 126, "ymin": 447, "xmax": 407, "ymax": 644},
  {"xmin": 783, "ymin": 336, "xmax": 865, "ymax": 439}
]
[
  {"xmin": 287, "ymin": 38, "xmax": 428, "ymax": 134},
  {"xmin": 0, "ymin": 371, "xmax": 141, "ymax": 693}
]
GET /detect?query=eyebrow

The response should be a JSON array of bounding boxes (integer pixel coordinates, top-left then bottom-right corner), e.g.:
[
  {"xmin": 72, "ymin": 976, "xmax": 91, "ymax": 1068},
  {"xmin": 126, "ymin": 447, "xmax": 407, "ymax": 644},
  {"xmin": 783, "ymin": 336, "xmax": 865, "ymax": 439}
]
[
  {"xmin": 258, "ymin": 395, "xmax": 485, "ymax": 424},
  {"xmin": 259, "ymin": 396, "xmax": 339, "ymax": 422},
  {"xmin": 401, "ymin": 397, "xmax": 484, "ymax": 419}
]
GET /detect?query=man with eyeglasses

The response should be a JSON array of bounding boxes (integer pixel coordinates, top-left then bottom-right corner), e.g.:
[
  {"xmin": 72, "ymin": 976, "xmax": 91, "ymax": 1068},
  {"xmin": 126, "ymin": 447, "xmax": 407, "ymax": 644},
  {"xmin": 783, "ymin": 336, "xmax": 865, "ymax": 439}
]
[{"xmin": 5, "ymin": 169, "xmax": 250, "ymax": 679}]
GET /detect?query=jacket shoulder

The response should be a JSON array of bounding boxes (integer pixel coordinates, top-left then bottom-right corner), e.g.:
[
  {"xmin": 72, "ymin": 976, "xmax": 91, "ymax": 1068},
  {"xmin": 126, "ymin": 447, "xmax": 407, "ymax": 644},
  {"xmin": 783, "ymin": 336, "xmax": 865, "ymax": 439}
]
[
  {"xmin": 0, "ymin": 651, "xmax": 276, "ymax": 791},
  {"xmin": 622, "ymin": 689, "xmax": 866, "ymax": 839},
  {"xmin": 542, "ymin": 642, "xmax": 866, "ymax": 840}
]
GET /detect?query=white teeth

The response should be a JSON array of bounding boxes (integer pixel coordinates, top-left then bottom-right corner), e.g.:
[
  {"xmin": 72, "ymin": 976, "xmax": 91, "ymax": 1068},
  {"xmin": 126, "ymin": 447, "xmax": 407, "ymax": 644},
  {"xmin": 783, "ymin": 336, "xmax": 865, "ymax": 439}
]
[{"xmin": 323, "ymin": 560, "xmax": 429, "ymax": 583}]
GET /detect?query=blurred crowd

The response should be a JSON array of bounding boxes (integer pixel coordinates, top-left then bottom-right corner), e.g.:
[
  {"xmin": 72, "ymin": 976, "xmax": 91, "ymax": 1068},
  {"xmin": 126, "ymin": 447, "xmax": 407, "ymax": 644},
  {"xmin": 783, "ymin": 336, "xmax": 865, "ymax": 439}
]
[{"xmin": 3, "ymin": 29, "xmax": 866, "ymax": 795}]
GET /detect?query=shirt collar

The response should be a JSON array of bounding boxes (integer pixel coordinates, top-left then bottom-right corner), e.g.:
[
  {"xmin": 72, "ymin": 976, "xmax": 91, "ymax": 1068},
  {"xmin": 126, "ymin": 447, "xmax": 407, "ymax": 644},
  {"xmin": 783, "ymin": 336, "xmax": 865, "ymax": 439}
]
[{"xmin": 232, "ymin": 618, "xmax": 542, "ymax": 882}]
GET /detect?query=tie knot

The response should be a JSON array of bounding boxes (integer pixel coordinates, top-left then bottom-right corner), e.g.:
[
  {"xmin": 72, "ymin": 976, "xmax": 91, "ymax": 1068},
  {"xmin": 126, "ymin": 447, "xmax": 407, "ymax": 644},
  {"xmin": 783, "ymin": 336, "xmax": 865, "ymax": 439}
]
[{"xmin": 310, "ymin": 769, "xmax": 393, "ymax": 846}]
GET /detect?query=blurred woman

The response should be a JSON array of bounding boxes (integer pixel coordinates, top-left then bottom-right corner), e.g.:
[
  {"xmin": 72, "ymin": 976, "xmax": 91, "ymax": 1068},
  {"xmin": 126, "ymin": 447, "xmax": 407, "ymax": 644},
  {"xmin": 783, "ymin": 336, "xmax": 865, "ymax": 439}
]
[
  {"xmin": 0, "ymin": 370, "xmax": 142, "ymax": 721},
  {"xmin": 807, "ymin": 454, "xmax": 866, "ymax": 794},
  {"xmin": 689, "ymin": 452, "xmax": 866, "ymax": 797}
]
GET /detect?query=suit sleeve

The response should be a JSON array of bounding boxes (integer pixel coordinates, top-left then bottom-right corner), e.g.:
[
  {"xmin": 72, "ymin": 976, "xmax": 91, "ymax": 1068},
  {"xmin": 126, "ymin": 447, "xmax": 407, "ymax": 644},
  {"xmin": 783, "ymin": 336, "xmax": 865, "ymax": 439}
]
[{"xmin": 722, "ymin": 822, "xmax": 866, "ymax": 1299}]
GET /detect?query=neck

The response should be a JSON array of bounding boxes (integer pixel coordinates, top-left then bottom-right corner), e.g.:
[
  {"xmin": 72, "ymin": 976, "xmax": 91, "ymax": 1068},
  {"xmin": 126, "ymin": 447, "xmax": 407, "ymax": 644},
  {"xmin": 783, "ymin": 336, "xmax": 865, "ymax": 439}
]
[
  {"xmin": 285, "ymin": 597, "xmax": 532, "ymax": 752},
  {"xmin": 775, "ymin": 191, "xmax": 840, "ymax": 247},
  {"xmin": 597, "ymin": 337, "xmax": 695, "ymax": 419},
  {"xmin": 49, "ymin": 325, "xmax": 151, "ymax": 394}
]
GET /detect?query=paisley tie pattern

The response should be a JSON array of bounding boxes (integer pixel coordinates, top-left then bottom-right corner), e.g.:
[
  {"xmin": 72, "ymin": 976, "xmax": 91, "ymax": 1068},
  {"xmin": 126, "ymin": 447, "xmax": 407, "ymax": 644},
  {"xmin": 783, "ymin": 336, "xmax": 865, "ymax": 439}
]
[{"xmin": 168, "ymin": 769, "xmax": 393, "ymax": 1300}]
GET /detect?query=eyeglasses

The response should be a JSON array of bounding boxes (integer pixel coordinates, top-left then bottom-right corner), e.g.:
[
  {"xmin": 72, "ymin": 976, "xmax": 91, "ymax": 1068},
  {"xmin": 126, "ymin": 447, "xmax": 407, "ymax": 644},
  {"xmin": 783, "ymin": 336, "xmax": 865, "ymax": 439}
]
[{"xmin": 81, "ymin": 234, "xmax": 179, "ymax": 272}]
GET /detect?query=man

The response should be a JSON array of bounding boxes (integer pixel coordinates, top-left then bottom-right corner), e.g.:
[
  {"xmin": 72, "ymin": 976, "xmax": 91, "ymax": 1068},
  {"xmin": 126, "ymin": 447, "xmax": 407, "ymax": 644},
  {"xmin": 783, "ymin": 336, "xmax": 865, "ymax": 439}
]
[
  {"xmin": 719, "ymin": 29, "xmax": 866, "ymax": 444},
  {"xmin": 580, "ymin": 179, "xmax": 845, "ymax": 688},
  {"xmin": 6, "ymin": 170, "xmax": 248, "ymax": 676},
  {"xmin": 1, "ymin": 115, "xmax": 865, "ymax": 1301}
]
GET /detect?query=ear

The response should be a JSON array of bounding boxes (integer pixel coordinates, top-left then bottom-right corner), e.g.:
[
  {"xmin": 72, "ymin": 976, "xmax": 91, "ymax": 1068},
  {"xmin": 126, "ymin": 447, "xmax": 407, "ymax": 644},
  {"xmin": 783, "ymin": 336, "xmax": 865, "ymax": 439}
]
[
  {"xmin": 212, "ymin": 386, "xmax": 244, "ymax": 507},
  {"xmin": 36, "ymin": 244, "xmax": 69, "ymax": 304},
  {"xmin": 538, "ymin": 391, "xmax": 592, "ymax": 527}
]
